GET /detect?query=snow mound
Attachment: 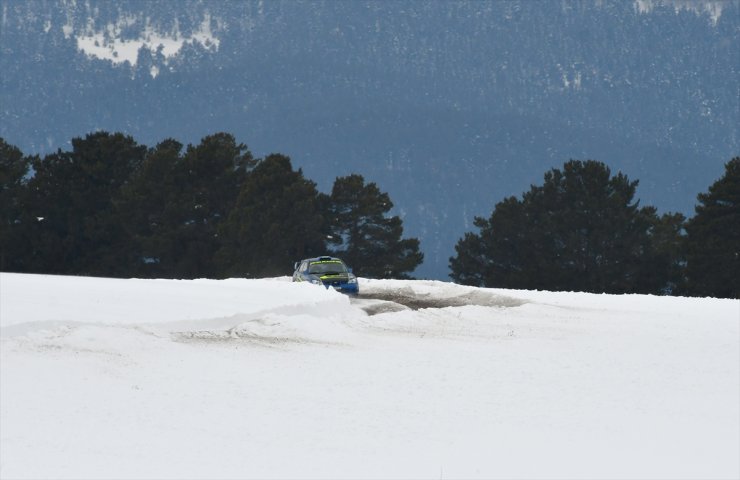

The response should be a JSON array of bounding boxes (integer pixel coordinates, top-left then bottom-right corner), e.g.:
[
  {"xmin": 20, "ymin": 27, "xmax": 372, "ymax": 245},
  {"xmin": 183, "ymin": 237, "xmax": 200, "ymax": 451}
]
[{"xmin": 0, "ymin": 273, "xmax": 349, "ymax": 336}]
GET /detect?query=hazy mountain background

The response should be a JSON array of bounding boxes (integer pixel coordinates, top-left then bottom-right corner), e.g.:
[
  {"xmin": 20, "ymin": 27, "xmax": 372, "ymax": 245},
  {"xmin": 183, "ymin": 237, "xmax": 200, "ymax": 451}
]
[{"xmin": 2, "ymin": 0, "xmax": 737, "ymax": 279}]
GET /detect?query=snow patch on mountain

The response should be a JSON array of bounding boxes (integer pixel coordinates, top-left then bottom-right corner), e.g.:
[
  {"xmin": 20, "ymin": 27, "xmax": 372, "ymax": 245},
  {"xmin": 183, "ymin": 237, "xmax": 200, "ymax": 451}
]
[
  {"xmin": 634, "ymin": 0, "xmax": 725, "ymax": 24},
  {"xmin": 72, "ymin": 12, "xmax": 220, "ymax": 75}
]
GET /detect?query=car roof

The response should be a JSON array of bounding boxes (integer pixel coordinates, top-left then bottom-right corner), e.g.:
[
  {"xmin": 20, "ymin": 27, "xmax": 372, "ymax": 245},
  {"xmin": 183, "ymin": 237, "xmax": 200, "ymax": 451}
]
[{"xmin": 303, "ymin": 256, "xmax": 345, "ymax": 263}]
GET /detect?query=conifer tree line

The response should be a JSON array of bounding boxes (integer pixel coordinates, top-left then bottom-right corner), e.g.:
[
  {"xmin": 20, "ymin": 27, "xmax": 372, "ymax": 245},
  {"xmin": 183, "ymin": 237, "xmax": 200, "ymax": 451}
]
[
  {"xmin": 0, "ymin": 132, "xmax": 423, "ymax": 280},
  {"xmin": 449, "ymin": 158, "xmax": 739, "ymax": 299},
  {"xmin": 1, "ymin": 133, "xmax": 737, "ymax": 298}
]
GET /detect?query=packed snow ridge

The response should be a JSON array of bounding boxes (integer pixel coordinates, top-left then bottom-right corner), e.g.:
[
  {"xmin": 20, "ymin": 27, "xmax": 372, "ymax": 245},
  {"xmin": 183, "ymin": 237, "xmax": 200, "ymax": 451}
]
[{"xmin": 1, "ymin": 273, "xmax": 738, "ymax": 479}]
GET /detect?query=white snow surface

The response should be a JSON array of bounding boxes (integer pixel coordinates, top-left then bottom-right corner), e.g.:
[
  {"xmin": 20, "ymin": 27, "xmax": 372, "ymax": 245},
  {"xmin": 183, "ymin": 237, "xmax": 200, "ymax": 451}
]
[{"xmin": 1, "ymin": 273, "xmax": 738, "ymax": 479}]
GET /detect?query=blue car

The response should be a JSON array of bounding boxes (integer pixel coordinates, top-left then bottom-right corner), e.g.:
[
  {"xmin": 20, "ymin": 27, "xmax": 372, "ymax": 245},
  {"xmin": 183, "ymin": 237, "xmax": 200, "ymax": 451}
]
[{"xmin": 292, "ymin": 256, "xmax": 359, "ymax": 295}]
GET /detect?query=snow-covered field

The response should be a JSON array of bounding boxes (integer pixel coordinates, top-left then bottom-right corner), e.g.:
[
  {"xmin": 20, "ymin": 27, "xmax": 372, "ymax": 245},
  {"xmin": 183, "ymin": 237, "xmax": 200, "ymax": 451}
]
[{"xmin": 1, "ymin": 273, "xmax": 738, "ymax": 479}]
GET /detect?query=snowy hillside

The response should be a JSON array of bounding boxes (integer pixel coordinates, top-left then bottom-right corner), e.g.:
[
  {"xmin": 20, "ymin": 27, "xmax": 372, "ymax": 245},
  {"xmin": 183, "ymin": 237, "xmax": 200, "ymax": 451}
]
[{"xmin": 1, "ymin": 273, "xmax": 738, "ymax": 479}]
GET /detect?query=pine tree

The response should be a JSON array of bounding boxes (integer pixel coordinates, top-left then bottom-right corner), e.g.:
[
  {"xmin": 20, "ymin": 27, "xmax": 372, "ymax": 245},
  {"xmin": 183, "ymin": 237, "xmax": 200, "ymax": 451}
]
[
  {"xmin": 216, "ymin": 154, "xmax": 326, "ymax": 278},
  {"xmin": 643, "ymin": 211, "xmax": 687, "ymax": 294},
  {"xmin": 450, "ymin": 160, "xmax": 683, "ymax": 294},
  {"xmin": 116, "ymin": 139, "xmax": 183, "ymax": 277},
  {"xmin": 684, "ymin": 157, "xmax": 740, "ymax": 298},
  {"xmin": 24, "ymin": 132, "xmax": 146, "ymax": 276},
  {"xmin": 327, "ymin": 174, "xmax": 423, "ymax": 278},
  {"xmin": 0, "ymin": 138, "xmax": 32, "ymax": 271},
  {"xmin": 450, "ymin": 197, "xmax": 525, "ymax": 288},
  {"xmin": 117, "ymin": 133, "xmax": 254, "ymax": 278}
]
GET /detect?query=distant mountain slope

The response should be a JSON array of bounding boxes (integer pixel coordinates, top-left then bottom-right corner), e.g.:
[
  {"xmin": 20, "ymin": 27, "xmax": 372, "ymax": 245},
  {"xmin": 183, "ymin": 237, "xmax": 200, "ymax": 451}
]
[{"xmin": 2, "ymin": 0, "xmax": 737, "ymax": 278}]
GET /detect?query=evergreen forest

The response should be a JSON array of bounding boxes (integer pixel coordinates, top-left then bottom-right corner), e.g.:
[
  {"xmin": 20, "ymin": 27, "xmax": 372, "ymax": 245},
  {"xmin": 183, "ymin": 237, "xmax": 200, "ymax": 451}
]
[
  {"xmin": 0, "ymin": 132, "xmax": 422, "ymax": 281},
  {"xmin": 1, "ymin": 133, "xmax": 737, "ymax": 298}
]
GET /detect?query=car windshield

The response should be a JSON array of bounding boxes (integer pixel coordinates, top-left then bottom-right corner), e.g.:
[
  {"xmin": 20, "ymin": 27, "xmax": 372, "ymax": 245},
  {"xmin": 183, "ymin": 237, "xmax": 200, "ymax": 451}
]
[{"xmin": 308, "ymin": 261, "xmax": 347, "ymax": 275}]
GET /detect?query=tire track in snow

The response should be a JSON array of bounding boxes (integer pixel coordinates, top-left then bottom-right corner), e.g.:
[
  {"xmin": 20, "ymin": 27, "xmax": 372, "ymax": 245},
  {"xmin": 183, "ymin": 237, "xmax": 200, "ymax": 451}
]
[{"xmin": 352, "ymin": 286, "xmax": 527, "ymax": 315}]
